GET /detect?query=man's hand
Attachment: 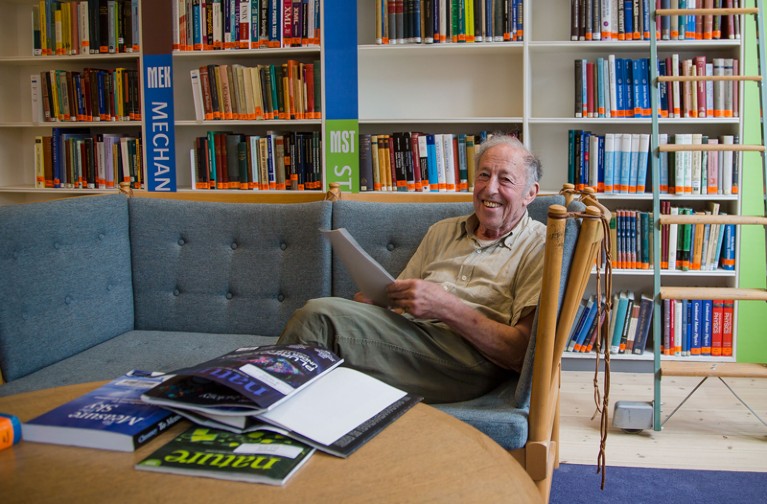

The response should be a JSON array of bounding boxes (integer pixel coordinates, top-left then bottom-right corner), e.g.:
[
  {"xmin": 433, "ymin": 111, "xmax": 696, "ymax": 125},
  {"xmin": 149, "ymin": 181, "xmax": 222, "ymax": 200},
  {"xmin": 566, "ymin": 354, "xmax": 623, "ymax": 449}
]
[
  {"xmin": 386, "ymin": 279, "xmax": 457, "ymax": 319},
  {"xmin": 353, "ymin": 291, "xmax": 374, "ymax": 304},
  {"xmin": 387, "ymin": 279, "xmax": 534, "ymax": 373}
]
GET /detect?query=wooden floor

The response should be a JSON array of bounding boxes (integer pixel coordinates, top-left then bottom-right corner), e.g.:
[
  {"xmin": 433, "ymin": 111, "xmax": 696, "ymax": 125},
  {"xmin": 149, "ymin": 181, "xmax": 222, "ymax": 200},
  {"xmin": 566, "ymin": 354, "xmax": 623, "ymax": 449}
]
[{"xmin": 558, "ymin": 370, "xmax": 767, "ymax": 472}]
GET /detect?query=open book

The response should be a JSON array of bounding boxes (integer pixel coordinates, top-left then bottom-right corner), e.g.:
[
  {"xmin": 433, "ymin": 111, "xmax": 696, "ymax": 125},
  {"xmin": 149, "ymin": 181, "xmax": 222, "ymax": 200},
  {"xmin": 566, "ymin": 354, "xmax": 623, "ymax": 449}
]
[
  {"xmin": 141, "ymin": 345, "xmax": 421, "ymax": 457},
  {"xmin": 321, "ymin": 228, "xmax": 395, "ymax": 307}
]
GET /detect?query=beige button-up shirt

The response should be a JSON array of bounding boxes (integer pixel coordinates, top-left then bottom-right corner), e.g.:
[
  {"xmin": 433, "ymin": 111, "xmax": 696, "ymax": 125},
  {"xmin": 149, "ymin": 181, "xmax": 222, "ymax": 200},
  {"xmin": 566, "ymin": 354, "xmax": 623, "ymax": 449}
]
[{"xmin": 397, "ymin": 211, "xmax": 546, "ymax": 327}]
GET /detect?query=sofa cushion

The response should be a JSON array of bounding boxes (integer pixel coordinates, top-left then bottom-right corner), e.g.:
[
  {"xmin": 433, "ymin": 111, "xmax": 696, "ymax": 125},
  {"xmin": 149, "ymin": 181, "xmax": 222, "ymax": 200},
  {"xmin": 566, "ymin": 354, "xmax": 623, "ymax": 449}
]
[
  {"xmin": 129, "ymin": 199, "xmax": 333, "ymax": 336},
  {"xmin": 0, "ymin": 195, "xmax": 134, "ymax": 382},
  {"xmin": 0, "ymin": 330, "xmax": 277, "ymax": 397},
  {"xmin": 434, "ymin": 378, "xmax": 527, "ymax": 450}
]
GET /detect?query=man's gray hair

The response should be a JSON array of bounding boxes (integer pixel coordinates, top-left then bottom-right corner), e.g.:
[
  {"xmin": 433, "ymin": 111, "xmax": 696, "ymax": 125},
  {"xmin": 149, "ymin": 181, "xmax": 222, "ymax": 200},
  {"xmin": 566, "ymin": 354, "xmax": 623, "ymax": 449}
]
[{"xmin": 474, "ymin": 133, "xmax": 543, "ymax": 188}]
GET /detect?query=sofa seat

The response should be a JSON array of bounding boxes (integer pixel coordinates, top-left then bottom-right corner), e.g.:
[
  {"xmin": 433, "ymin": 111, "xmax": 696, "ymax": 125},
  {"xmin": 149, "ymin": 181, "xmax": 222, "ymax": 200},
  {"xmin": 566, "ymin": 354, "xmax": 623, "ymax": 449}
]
[
  {"xmin": 0, "ymin": 330, "xmax": 276, "ymax": 397},
  {"xmin": 434, "ymin": 378, "xmax": 527, "ymax": 450}
]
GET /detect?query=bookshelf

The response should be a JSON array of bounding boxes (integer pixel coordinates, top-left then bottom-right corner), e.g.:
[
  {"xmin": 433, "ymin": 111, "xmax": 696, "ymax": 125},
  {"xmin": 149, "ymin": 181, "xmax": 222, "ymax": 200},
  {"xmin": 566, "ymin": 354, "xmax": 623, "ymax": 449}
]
[
  {"xmin": 550, "ymin": 2, "xmax": 748, "ymax": 372},
  {"xmin": 0, "ymin": 0, "xmax": 325, "ymax": 204},
  {"xmin": 0, "ymin": 0, "xmax": 143, "ymax": 205}
]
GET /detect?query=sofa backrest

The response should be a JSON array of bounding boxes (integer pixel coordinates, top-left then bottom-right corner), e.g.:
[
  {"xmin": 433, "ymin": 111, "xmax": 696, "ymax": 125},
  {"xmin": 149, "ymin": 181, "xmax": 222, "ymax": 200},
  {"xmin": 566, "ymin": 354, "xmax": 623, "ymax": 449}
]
[
  {"xmin": 0, "ymin": 195, "xmax": 134, "ymax": 382},
  {"xmin": 129, "ymin": 198, "xmax": 332, "ymax": 336},
  {"xmin": 330, "ymin": 196, "xmax": 567, "ymax": 299}
]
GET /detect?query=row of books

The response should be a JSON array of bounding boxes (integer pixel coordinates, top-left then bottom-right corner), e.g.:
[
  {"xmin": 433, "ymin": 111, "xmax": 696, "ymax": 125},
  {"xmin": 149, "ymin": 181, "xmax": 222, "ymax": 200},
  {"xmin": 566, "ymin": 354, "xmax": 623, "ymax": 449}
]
[
  {"xmin": 31, "ymin": 67, "xmax": 141, "ymax": 123},
  {"xmin": 358, "ymin": 130, "xmax": 521, "ymax": 192},
  {"xmin": 173, "ymin": 0, "xmax": 321, "ymax": 51},
  {"xmin": 609, "ymin": 205, "xmax": 735, "ymax": 272},
  {"xmin": 658, "ymin": 56, "xmax": 740, "ymax": 119},
  {"xmin": 565, "ymin": 291, "xmax": 653, "ymax": 355},
  {"xmin": 571, "ymin": 0, "xmax": 743, "ymax": 41},
  {"xmin": 662, "ymin": 298, "xmax": 734, "ymax": 356},
  {"xmin": 375, "ymin": 0, "xmax": 524, "ymax": 44},
  {"xmin": 575, "ymin": 55, "xmax": 740, "ymax": 120},
  {"xmin": 189, "ymin": 61, "xmax": 320, "ymax": 122},
  {"xmin": 660, "ymin": 201, "xmax": 736, "ymax": 271},
  {"xmin": 190, "ymin": 130, "xmax": 322, "ymax": 190},
  {"xmin": 568, "ymin": 131, "xmax": 740, "ymax": 195},
  {"xmin": 33, "ymin": 129, "xmax": 144, "ymax": 190},
  {"xmin": 32, "ymin": 0, "xmax": 139, "ymax": 56},
  {"xmin": 661, "ymin": 133, "xmax": 739, "ymax": 195},
  {"xmin": 569, "ymin": 130, "xmax": 649, "ymax": 194},
  {"xmin": 612, "ymin": 209, "xmax": 652, "ymax": 270}
]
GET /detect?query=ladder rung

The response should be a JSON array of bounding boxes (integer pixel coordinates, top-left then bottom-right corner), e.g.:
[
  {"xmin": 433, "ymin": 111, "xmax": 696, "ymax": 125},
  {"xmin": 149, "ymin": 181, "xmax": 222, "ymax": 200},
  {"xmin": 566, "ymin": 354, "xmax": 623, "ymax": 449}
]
[
  {"xmin": 657, "ymin": 75, "xmax": 762, "ymax": 82},
  {"xmin": 662, "ymin": 361, "xmax": 767, "ymax": 378},
  {"xmin": 660, "ymin": 287, "xmax": 767, "ymax": 301},
  {"xmin": 658, "ymin": 214, "xmax": 767, "ymax": 225},
  {"xmin": 656, "ymin": 8, "xmax": 758, "ymax": 16},
  {"xmin": 659, "ymin": 143, "xmax": 765, "ymax": 152}
]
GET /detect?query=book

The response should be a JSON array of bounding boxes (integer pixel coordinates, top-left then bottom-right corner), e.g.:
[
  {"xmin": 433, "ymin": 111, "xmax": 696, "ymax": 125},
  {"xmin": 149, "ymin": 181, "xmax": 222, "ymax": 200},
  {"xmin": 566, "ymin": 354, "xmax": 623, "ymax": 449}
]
[
  {"xmin": 582, "ymin": 299, "xmax": 607, "ymax": 353},
  {"xmin": 136, "ymin": 425, "xmax": 314, "ymax": 485},
  {"xmin": 320, "ymin": 227, "xmax": 395, "ymax": 307},
  {"xmin": 701, "ymin": 298, "xmax": 713, "ymax": 355},
  {"xmin": 711, "ymin": 298, "xmax": 724, "ymax": 356},
  {"xmin": 141, "ymin": 344, "xmax": 421, "ymax": 457},
  {"xmin": 573, "ymin": 295, "xmax": 599, "ymax": 352},
  {"xmin": 623, "ymin": 302, "xmax": 641, "ymax": 353},
  {"xmin": 610, "ymin": 291, "xmax": 631, "ymax": 353},
  {"xmin": 722, "ymin": 299, "xmax": 734, "ymax": 356},
  {"xmin": 632, "ymin": 294, "xmax": 654, "ymax": 355},
  {"xmin": 22, "ymin": 370, "xmax": 182, "ymax": 452},
  {"xmin": 617, "ymin": 293, "xmax": 636, "ymax": 353},
  {"xmin": 565, "ymin": 298, "xmax": 588, "ymax": 351},
  {"xmin": 359, "ymin": 133, "xmax": 374, "ymax": 191}
]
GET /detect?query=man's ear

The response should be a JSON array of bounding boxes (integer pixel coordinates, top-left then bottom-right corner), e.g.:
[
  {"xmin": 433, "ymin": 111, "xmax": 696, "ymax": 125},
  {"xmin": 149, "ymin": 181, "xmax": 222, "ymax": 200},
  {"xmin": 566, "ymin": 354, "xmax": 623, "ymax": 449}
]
[{"xmin": 524, "ymin": 182, "xmax": 539, "ymax": 206}]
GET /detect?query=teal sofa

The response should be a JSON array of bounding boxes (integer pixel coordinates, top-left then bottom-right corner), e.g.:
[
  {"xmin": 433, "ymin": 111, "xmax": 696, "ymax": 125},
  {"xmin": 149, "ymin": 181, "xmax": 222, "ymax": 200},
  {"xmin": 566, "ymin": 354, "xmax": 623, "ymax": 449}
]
[{"xmin": 0, "ymin": 193, "xmax": 582, "ymax": 451}]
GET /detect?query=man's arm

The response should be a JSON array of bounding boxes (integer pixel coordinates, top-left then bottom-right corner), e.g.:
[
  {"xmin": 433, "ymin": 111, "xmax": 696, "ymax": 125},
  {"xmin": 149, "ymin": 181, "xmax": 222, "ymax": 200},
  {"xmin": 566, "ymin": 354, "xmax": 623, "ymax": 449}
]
[{"xmin": 386, "ymin": 279, "xmax": 535, "ymax": 372}]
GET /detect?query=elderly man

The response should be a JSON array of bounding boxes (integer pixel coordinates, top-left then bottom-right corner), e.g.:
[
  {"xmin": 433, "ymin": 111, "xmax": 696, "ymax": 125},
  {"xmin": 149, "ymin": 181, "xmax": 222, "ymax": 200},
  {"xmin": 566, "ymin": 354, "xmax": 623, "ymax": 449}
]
[{"xmin": 278, "ymin": 134, "xmax": 546, "ymax": 403}]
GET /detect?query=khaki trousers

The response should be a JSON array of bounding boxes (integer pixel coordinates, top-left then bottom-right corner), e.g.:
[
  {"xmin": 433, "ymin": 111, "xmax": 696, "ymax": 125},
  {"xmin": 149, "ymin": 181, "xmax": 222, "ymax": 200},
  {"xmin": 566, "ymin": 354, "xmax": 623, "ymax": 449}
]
[{"xmin": 277, "ymin": 297, "xmax": 508, "ymax": 403}]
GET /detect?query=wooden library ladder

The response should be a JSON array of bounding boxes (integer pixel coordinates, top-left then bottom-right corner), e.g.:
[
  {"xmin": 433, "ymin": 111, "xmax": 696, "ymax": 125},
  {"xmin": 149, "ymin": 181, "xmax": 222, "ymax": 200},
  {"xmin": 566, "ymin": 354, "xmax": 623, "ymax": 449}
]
[{"xmin": 650, "ymin": 1, "xmax": 767, "ymax": 430}]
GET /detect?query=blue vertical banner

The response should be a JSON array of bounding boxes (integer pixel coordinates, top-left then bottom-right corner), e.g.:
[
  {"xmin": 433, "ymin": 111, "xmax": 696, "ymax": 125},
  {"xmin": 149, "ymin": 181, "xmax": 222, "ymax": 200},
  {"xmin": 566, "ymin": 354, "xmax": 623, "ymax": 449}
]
[
  {"xmin": 323, "ymin": 0, "xmax": 360, "ymax": 192},
  {"xmin": 142, "ymin": 54, "xmax": 177, "ymax": 191},
  {"xmin": 141, "ymin": 0, "xmax": 176, "ymax": 192}
]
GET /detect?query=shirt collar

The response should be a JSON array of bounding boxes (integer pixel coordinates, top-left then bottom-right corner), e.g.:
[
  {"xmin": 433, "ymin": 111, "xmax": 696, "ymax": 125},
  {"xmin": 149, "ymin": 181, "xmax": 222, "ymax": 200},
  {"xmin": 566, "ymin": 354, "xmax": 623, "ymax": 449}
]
[{"xmin": 461, "ymin": 211, "xmax": 531, "ymax": 249}]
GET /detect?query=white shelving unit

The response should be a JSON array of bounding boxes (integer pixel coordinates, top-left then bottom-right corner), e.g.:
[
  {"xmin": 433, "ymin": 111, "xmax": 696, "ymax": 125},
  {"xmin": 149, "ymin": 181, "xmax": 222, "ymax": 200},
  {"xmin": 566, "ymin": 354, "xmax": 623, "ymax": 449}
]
[{"xmin": 0, "ymin": 0, "xmax": 142, "ymax": 205}]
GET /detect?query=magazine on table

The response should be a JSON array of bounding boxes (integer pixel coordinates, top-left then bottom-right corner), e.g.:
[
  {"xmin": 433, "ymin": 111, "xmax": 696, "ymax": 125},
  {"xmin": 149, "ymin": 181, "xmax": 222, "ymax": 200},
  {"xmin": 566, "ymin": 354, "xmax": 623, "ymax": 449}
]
[
  {"xmin": 141, "ymin": 344, "xmax": 422, "ymax": 457},
  {"xmin": 136, "ymin": 425, "xmax": 315, "ymax": 485}
]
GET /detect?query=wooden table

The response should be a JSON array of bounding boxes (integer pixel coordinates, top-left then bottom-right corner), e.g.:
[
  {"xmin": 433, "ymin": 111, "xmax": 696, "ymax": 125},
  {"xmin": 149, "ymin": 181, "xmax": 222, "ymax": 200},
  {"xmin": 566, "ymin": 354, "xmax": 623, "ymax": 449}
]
[{"xmin": 0, "ymin": 382, "xmax": 542, "ymax": 503}]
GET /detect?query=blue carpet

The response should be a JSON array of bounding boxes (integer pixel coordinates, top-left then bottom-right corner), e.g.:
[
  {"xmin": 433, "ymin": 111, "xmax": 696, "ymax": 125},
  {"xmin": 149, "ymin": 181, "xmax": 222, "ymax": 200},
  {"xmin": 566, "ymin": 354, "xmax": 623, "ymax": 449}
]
[{"xmin": 550, "ymin": 464, "xmax": 767, "ymax": 504}]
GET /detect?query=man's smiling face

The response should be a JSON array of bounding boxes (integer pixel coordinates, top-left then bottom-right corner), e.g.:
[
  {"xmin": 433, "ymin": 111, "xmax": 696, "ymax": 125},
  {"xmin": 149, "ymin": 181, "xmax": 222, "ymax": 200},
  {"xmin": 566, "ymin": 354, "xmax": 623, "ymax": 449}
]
[{"xmin": 472, "ymin": 143, "xmax": 539, "ymax": 240}]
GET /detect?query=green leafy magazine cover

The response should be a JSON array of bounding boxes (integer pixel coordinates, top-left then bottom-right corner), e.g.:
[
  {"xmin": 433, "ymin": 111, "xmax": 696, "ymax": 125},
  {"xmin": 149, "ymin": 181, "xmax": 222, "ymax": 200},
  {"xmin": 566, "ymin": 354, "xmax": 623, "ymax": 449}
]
[{"xmin": 135, "ymin": 426, "xmax": 315, "ymax": 485}]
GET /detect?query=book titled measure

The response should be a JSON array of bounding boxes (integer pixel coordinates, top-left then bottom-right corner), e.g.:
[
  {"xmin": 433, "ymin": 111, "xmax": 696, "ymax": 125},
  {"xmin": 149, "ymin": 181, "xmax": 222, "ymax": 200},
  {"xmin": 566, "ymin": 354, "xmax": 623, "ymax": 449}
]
[
  {"xmin": 141, "ymin": 344, "xmax": 422, "ymax": 458},
  {"xmin": 21, "ymin": 371, "xmax": 182, "ymax": 452}
]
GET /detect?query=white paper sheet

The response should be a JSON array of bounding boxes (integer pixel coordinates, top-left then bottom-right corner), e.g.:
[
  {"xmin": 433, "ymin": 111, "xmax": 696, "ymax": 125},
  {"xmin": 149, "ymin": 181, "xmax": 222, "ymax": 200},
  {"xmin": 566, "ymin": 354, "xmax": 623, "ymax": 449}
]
[{"xmin": 321, "ymin": 228, "xmax": 395, "ymax": 307}]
